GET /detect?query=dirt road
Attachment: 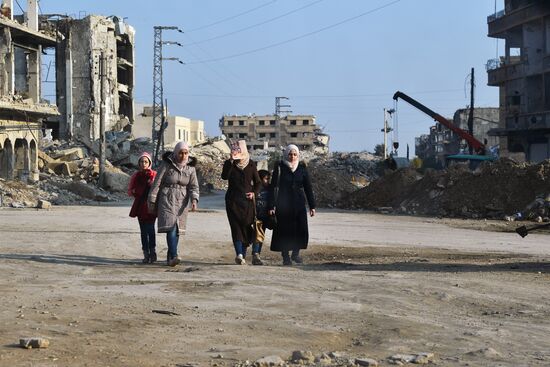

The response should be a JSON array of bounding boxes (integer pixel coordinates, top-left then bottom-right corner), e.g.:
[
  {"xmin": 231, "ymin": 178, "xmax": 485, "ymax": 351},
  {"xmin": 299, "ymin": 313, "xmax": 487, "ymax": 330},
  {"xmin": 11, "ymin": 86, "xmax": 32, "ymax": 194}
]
[{"xmin": 1, "ymin": 194, "xmax": 549, "ymax": 366}]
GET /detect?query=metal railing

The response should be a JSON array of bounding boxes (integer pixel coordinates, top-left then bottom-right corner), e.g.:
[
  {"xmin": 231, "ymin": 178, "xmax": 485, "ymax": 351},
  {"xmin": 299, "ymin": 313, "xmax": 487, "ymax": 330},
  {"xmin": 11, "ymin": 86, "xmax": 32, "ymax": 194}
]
[{"xmin": 487, "ymin": 9, "xmax": 505, "ymax": 23}]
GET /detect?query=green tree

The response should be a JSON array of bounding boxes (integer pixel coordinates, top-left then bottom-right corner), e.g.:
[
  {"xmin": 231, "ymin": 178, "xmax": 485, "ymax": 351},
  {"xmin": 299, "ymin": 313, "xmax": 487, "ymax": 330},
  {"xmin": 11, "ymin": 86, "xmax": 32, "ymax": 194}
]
[{"xmin": 373, "ymin": 143, "xmax": 385, "ymax": 157}]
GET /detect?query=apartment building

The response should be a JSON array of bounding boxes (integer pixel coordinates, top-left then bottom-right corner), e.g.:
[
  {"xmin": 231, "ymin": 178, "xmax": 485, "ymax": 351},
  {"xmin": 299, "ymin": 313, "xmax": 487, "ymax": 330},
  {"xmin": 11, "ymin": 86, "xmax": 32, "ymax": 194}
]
[
  {"xmin": 0, "ymin": 0, "xmax": 58, "ymax": 181},
  {"xmin": 487, "ymin": 0, "xmax": 550, "ymax": 162},
  {"xmin": 133, "ymin": 105, "xmax": 205, "ymax": 146},
  {"xmin": 219, "ymin": 114, "xmax": 329, "ymax": 153}
]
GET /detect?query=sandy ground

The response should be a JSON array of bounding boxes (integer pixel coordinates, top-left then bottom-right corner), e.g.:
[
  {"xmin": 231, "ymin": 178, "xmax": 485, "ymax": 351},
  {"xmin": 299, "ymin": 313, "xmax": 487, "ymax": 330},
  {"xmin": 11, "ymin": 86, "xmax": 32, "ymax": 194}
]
[{"xmin": 1, "ymin": 192, "xmax": 550, "ymax": 367}]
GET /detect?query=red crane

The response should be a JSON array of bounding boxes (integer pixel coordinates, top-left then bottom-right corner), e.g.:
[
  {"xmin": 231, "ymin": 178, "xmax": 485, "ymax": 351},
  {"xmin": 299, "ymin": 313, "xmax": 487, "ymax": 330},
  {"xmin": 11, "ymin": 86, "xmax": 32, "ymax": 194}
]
[{"xmin": 393, "ymin": 91, "xmax": 485, "ymax": 155}]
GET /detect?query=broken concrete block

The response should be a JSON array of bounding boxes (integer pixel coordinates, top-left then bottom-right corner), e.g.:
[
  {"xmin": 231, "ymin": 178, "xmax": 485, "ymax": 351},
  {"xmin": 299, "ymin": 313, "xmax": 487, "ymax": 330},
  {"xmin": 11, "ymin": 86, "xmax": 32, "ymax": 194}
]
[
  {"xmin": 254, "ymin": 355, "xmax": 285, "ymax": 367},
  {"xmin": 37, "ymin": 200, "xmax": 51, "ymax": 209},
  {"xmin": 53, "ymin": 147, "xmax": 87, "ymax": 161},
  {"xmin": 355, "ymin": 358, "xmax": 378, "ymax": 367},
  {"xmin": 212, "ymin": 140, "xmax": 231, "ymax": 154},
  {"xmin": 38, "ymin": 150, "xmax": 56, "ymax": 164},
  {"xmin": 66, "ymin": 181, "xmax": 98, "ymax": 200},
  {"xmin": 119, "ymin": 140, "xmax": 131, "ymax": 153},
  {"xmin": 291, "ymin": 350, "xmax": 315, "ymax": 363},
  {"xmin": 47, "ymin": 162, "xmax": 72, "ymax": 176},
  {"xmin": 19, "ymin": 337, "xmax": 49, "ymax": 349},
  {"xmin": 100, "ymin": 166, "xmax": 130, "ymax": 192}
]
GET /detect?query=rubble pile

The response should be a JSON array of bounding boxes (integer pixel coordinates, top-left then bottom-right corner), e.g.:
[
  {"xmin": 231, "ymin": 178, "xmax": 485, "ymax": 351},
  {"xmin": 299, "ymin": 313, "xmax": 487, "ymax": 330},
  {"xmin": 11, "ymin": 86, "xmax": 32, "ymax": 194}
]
[
  {"xmin": 308, "ymin": 152, "xmax": 381, "ymax": 208},
  {"xmin": 344, "ymin": 159, "xmax": 550, "ymax": 219},
  {"xmin": 191, "ymin": 138, "xmax": 231, "ymax": 192}
]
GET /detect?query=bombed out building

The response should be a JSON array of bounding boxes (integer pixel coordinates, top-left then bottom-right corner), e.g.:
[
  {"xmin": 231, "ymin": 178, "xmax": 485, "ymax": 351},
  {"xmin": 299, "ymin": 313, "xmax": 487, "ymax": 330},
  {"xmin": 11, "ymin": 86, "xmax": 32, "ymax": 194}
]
[
  {"xmin": 0, "ymin": 0, "xmax": 58, "ymax": 181},
  {"xmin": 0, "ymin": 0, "xmax": 136, "ymax": 182}
]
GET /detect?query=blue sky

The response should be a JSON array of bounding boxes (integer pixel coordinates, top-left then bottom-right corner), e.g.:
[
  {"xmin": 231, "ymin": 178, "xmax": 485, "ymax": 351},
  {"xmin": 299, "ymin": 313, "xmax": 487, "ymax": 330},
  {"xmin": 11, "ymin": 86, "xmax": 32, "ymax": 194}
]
[{"xmin": 37, "ymin": 0, "xmax": 504, "ymax": 153}]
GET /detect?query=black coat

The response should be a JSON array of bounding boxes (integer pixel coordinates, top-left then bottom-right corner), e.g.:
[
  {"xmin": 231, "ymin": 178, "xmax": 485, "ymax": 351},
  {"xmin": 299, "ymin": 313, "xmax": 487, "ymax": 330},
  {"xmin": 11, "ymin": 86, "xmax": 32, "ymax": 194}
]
[
  {"xmin": 269, "ymin": 161, "xmax": 316, "ymax": 252},
  {"xmin": 221, "ymin": 159, "xmax": 261, "ymax": 244}
]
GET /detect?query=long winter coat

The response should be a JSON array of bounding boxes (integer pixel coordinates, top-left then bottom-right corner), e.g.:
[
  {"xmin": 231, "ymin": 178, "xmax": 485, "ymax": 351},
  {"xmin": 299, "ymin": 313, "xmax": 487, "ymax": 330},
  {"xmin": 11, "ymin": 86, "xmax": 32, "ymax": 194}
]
[
  {"xmin": 148, "ymin": 152, "xmax": 200, "ymax": 233},
  {"xmin": 269, "ymin": 161, "xmax": 316, "ymax": 252},
  {"xmin": 128, "ymin": 168, "xmax": 157, "ymax": 223},
  {"xmin": 221, "ymin": 159, "xmax": 262, "ymax": 244}
]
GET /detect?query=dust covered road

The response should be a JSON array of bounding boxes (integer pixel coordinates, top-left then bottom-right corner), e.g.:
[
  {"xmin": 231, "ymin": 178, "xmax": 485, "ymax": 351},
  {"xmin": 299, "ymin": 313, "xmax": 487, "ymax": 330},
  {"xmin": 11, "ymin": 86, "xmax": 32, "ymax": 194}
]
[{"xmin": 1, "ymin": 194, "xmax": 549, "ymax": 366}]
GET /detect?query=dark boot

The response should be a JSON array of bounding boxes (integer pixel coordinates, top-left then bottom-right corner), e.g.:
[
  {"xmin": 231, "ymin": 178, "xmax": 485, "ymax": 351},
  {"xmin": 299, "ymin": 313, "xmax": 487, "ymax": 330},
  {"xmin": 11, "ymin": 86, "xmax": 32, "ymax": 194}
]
[
  {"xmin": 149, "ymin": 250, "xmax": 157, "ymax": 264},
  {"xmin": 142, "ymin": 250, "xmax": 150, "ymax": 264}
]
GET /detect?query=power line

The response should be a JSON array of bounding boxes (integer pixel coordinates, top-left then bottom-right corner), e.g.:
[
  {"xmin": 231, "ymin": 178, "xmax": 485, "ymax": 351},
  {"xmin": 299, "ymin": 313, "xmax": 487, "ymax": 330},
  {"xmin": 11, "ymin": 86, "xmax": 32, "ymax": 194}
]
[
  {"xmin": 185, "ymin": 0, "xmax": 325, "ymax": 46},
  {"xmin": 183, "ymin": 33, "xmax": 266, "ymax": 96},
  {"xmin": 187, "ymin": 0, "xmax": 402, "ymax": 64},
  {"xmin": 186, "ymin": 0, "xmax": 278, "ymax": 32},
  {"xmin": 157, "ymin": 88, "xmax": 464, "ymax": 98}
]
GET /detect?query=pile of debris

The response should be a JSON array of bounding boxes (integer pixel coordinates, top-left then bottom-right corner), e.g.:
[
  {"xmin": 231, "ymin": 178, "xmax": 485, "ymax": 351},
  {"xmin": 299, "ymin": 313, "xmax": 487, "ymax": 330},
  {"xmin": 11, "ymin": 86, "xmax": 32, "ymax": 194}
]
[
  {"xmin": 308, "ymin": 152, "xmax": 381, "ymax": 208},
  {"xmin": 343, "ymin": 158, "xmax": 550, "ymax": 219}
]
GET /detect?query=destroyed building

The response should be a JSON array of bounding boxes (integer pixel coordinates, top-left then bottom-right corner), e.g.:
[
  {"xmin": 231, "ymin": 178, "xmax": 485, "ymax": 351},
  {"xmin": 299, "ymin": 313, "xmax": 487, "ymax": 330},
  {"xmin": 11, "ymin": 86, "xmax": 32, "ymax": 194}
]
[
  {"xmin": 219, "ymin": 114, "xmax": 329, "ymax": 153},
  {"xmin": 415, "ymin": 108, "xmax": 499, "ymax": 165},
  {"xmin": 49, "ymin": 14, "xmax": 135, "ymax": 151},
  {"xmin": 487, "ymin": 0, "xmax": 550, "ymax": 162},
  {"xmin": 133, "ymin": 105, "xmax": 206, "ymax": 147},
  {"xmin": 0, "ymin": 0, "xmax": 58, "ymax": 181}
]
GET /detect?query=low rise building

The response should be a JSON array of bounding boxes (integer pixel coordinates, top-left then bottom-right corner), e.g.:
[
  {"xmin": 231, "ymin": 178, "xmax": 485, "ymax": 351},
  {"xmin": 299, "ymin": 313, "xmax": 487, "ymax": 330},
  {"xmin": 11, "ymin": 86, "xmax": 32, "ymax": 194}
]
[
  {"xmin": 133, "ymin": 105, "xmax": 205, "ymax": 147},
  {"xmin": 219, "ymin": 114, "xmax": 329, "ymax": 153}
]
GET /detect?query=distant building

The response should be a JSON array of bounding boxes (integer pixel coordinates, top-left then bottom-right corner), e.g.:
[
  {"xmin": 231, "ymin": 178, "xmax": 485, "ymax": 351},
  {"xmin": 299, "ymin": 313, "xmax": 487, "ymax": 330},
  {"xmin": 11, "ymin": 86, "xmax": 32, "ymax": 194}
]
[
  {"xmin": 219, "ymin": 114, "xmax": 329, "ymax": 153},
  {"xmin": 415, "ymin": 108, "xmax": 499, "ymax": 166},
  {"xmin": 486, "ymin": 0, "xmax": 550, "ymax": 162},
  {"xmin": 133, "ymin": 105, "xmax": 205, "ymax": 146}
]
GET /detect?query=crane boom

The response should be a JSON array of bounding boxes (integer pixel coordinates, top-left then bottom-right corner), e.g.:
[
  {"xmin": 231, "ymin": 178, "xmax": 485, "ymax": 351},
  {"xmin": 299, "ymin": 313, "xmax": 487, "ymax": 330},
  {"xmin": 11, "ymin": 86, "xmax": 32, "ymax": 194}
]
[{"xmin": 392, "ymin": 91, "xmax": 485, "ymax": 154}]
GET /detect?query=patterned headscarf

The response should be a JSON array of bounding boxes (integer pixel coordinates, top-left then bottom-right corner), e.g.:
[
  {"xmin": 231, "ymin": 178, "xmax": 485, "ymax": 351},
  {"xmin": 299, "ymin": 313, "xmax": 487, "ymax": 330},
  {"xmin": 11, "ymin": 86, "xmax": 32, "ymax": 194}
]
[
  {"xmin": 231, "ymin": 140, "xmax": 250, "ymax": 170},
  {"xmin": 172, "ymin": 141, "xmax": 189, "ymax": 169},
  {"xmin": 283, "ymin": 144, "xmax": 300, "ymax": 172}
]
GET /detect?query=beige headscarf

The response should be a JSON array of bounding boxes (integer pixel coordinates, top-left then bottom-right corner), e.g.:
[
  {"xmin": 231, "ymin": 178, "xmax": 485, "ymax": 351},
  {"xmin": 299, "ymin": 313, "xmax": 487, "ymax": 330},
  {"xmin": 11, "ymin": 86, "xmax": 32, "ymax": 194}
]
[
  {"xmin": 283, "ymin": 144, "xmax": 300, "ymax": 172},
  {"xmin": 231, "ymin": 140, "xmax": 250, "ymax": 170}
]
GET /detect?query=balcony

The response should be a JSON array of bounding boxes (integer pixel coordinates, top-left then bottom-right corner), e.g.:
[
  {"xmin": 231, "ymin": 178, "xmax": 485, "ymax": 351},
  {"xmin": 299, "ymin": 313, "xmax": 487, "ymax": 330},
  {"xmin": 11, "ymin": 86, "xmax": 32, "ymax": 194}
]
[
  {"xmin": 486, "ymin": 56, "xmax": 523, "ymax": 86},
  {"xmin": 488, "ymin": 3, "xmax": 550, "ymax": 37}
]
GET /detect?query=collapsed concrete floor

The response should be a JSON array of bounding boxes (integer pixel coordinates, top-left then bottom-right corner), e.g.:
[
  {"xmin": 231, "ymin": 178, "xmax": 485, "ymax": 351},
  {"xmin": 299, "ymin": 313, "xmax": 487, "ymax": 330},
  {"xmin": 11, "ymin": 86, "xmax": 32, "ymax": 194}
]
[{"xmin": 0, "ymin": 203, "xmax": 549, "ymax": 367}]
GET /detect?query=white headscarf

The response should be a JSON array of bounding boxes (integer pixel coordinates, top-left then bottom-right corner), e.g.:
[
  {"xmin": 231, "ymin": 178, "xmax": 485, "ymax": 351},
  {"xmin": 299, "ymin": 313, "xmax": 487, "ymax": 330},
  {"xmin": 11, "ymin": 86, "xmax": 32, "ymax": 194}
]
[{"xmin": 283, "ymin": 144, "xmax": 300, "ymax": 172}]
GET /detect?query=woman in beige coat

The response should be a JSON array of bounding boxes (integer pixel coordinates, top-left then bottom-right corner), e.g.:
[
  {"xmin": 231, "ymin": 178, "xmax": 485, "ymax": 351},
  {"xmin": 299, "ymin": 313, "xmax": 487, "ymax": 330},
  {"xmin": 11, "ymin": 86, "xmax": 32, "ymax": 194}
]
[{"xmin": 148, "ymin": 141, "xmax": 199, "ymax": 266}]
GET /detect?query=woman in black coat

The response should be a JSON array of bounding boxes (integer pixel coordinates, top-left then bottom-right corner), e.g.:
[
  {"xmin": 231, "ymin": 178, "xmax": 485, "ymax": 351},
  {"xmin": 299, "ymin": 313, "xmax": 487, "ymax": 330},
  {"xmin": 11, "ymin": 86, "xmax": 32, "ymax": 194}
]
[
  {"xmin": 221, "ymin": 140, "xmax": 261, "ymax": 265},
  {"xmin": 269, "ymin": 144, "xmax": 316, "ymax": 265}
]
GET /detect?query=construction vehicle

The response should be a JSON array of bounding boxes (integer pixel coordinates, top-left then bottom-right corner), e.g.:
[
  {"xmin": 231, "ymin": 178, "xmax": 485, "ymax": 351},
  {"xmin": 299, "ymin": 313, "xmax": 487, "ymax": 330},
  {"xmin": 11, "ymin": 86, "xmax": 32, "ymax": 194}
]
[{"xmin": 392, "ymin": 91, "xmax": 486, "ymax": 155}]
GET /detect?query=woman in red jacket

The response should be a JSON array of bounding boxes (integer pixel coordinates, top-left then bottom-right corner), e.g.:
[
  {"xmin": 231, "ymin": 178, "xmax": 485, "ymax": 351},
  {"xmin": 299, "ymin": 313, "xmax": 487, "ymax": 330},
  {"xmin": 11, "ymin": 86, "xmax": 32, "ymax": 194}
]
[{"xmin": 128, "ymin": 152, "xmax": 157, "ymax": 263}]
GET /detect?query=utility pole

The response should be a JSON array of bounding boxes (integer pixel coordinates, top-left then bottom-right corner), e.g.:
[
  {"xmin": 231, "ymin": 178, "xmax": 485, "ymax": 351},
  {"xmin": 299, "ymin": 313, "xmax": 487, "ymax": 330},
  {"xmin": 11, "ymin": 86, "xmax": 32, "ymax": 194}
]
[
  {"xmin": 467, "ymin": 67, "xmax": 475, "ymax": 155},
  {"xmin": 98, "ymin": 51, "xmax": 107, "ymax": 188},
  {"xmin": 275, "ymin": 96, "xmax": 292, "ymax": 117},
  {"xmin": 275, "ymin": 97, "xmax": 292, "ymax": 146},
  {"xmin": 382, "ymin": 108, "xmax": 394, "ymax": 159},
  {"xmin": 152, "ymin": 26, "xmax": 183, "ymax": 167}
]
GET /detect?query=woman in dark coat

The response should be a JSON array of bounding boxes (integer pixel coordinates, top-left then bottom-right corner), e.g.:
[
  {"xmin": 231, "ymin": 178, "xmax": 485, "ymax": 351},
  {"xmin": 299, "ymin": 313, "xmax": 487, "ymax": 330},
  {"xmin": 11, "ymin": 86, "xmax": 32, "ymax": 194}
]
[
  {"xmin": 148, "ymin": 141, "xmax": 199, "ymax": 266},
  {"xmin": 269, "ymin": 144, "xmax": 316, "ymax": 265},
  {"xmin": 221, "ymin": 140, "xmax": 261, "ymax": 265}
]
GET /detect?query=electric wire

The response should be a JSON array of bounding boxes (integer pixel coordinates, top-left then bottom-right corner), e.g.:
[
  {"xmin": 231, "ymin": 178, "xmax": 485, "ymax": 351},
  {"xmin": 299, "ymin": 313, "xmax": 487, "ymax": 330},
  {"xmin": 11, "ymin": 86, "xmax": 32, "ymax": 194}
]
[
  {"xmin": 183, "ymin": 33, "xmax": 266, "ymax": 96},
  {"xmin": 186, "ymin": 0, "xmax": 402, "ymax": 64},
  {"xmin": 186, "ymin": 0, "xmax": 278, "ymax": 32},
  {"xmin": 185, "ymin": 0, "xmax": 325, "ymax": 46}
]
